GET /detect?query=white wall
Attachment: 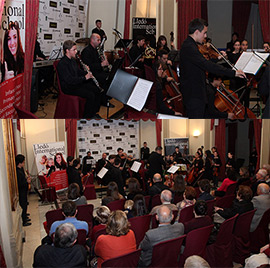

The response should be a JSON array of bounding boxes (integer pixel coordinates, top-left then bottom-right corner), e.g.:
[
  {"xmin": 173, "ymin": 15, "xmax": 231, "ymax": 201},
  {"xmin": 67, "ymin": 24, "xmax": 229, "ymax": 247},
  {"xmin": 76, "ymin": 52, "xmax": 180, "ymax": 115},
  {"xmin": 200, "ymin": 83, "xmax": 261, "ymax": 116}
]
[{"xmin": 139, "ymin": 120, "xmax": 157, "ymax": 152}]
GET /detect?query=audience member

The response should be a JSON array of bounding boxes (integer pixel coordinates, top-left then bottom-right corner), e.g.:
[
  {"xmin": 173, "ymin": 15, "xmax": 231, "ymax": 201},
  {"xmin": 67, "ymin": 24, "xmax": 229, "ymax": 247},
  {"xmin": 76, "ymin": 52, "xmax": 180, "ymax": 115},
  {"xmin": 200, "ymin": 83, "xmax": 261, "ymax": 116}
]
[
  {"xmin": 150, "ymin": 189, "xmax": 177, "ymax": 215},
  {"xmin": 237, "ymin": 166, "xmax": 250, "ymax": 186},
  {"xmin": 124, "ymin": 200, "xmax": 134, "ymax": 218},
  {"xmin": 66, "ymin": 156, "xmax": 74, "ymax": 185},
  {"xmin": 127, "ymin": 178, "xmax": 144, "ymax": 200},
  {"xmin": 198, "ymin": 179, "xmax": 214, "ymax": 201},
  {"xmin": 95, "ymin": 210, "xmax": 136, "ymax": 268},
  {"xmin": 49, "ymin": 201, "xmax": 88, "ymax": 236},
  {"xmin": 214, "ymin": 185, "xmax": 254, "ymax": 224},
  {"xmin": 67, "ymin": 183, "xmax": 87, "ymax": 206},
  {"xmin": 176, "ymin": 186, "xmax": 196, "ymax": 217},
  {"xmin": 251, "ymin": 168, "xmax": 268, "ymax": 195},
  {"xmin": 148, "ymin": 173, "xmax": 169, "ymax": 196},
  {"xmin": 138, "ymin": 206, "xmax": 184, "ymax": 267},
  {"xmin": 101, "ymin": 181, "xmax": 124, "ymax": 206},
  {"xmin": 184, "ymin": 255, "xmax": 211, "ymax": 268},
  {"xmin": 172, "ymin": 175, "xmax": 186, "ymax": 203},
  {"xmin": 250, "ymin": 183, "xmax": 270, "ymax": 232},
  {"xmin": 33, "ymin": 223, "xmax": 87, "ymax": 267},
  {"xmin": 245, "ymin": 244, "xmax": 270, "ymax": 268},
  {"xmin": 184, "ymin": 200, "xmax": 212, "ymax": 234},
  {"xmin": 129, "ymin": 194, "xmax": 148, "ymax": 218}
]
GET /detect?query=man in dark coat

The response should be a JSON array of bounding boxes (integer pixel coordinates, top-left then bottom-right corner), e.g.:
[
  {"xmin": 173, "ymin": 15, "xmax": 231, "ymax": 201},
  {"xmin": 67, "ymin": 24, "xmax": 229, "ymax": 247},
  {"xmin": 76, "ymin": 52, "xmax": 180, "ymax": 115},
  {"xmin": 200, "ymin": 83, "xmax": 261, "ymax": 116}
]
[
  {"xmin": 179, "ymin": 18, "xmax": 246, "ymax": 118},
  {"xmin": 148, "ymin": 146, "xmax": 166, "ymax": 180}
]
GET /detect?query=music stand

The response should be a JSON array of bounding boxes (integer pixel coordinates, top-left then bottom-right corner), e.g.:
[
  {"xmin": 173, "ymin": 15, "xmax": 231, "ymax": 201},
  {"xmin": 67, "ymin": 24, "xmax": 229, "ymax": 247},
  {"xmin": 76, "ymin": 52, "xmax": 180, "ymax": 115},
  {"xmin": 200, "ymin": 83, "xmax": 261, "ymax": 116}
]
[
  {"xmin": 114, "ymin": 38, "xmax": 133, "ymax": 64},
  {"xmin": 48, "ymin": 46, "xmax": 63, "ymax": 60}
]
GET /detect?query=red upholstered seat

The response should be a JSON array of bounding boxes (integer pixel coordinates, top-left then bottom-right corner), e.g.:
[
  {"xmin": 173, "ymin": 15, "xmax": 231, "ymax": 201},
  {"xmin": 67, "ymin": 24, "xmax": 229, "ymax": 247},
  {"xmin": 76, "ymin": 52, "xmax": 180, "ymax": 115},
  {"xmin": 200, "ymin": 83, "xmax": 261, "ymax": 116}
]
[
  {"xmin": 206, "ymin": 199, "xmax": 216, "ymax": 218},
  {"xmin": 129, "ymin": 214, "xmax": 151, "ymax": 246},
  {"xmin": 250, "ymin": 208, "xmax": 270, "ymax": 253},
  {"xmin": 149, "ymin": 235, "xmax": 186, "ymax": 267},
  {"xmin": 215, "ymin": 194, "xmax": 235, "ymax": 208},
  {"xmin": 225, "ymin": 182, "xmax": 237, "ymax": 195},
  {"xmin": 150, "ymin": 194, "xmax": 161, "ymax": 210},
  {"xmin": 179, "ymin": 225, "xmax": 214, "ymax": 267},
  {"xmin": 84, "ymin": 185, "xmax": 96, "ymax": 200},
  {"xmin": 178, "ymin": 204, "xmax": 195, "ymax": 223},
  {"xmin": 101, "ymin": 249, "xmax": 141, "ymax": 268},
  {"xmin": 92, "ymin": 226, "xmax": 107, "ymax": 245},
  {"xmin": 144, "ymin": 195, "xmax": 151, "ymax": 211},
  {"xmin": 38, "ymin": 175, "xmax": 57, "ymax": 203},
  {"xmin": 14, "ymin": 104, "xmax": 38, "ymax": 118},
  {"xmin": 53, "ymin": 60, "xmax": 85, "ymax": 119},
  {"xmin": 45, "ymin": 209, "xmax": 64, "ymax": 231},
  {"xmin": 206, "ymin": 214, "xmax": 238, "ymax": 267},
  {"xmin": 232, "ymin": 209, "xmax": 256, "ymax": 265},
  {"xmin": 107, "ymin": 199, "xmax": 125, "ymax": 211}
]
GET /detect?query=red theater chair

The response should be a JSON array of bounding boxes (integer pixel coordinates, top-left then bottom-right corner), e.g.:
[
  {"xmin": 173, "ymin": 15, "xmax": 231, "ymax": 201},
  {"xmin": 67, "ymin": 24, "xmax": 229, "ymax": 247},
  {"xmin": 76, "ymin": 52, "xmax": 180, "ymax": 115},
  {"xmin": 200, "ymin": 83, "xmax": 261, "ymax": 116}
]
[
  {"xmin": 14, "ymin": 104, "xmax": 38, "ymax": 119},
  {"xmin": 101, "ymin": 249, "xmax": 141, "ymax": 268},
  {"xmin": 84, "ymin": 185, "xmax": 96, "ymax": 200},
  {"xmin": 150, "ymin": 194, "xmax": 161, "ymax": 210},
  {"xmin": 178, "ymin": 204, "xmax": 195, "ymax": 224},
  {"xmin": 107, "ymin": 199, "xmax": 125, "ymax": 211},
  {"xmin": 206, "ymin": 199, "xmax": 216, "ymax": 218},
  {"xmin": 53, "ymin": 60, "xmax": 85, "ymax": 119},
  {"xmin": 149, "ymin": 235, "xmax": 186, "ymax": 267},
  {"xmin": 225, "ymin": 182, "xmax": 237, "ymax": 196},
  {"xmin": 215, "ymin": 194, "xmax": 235, "ymax": 208}
]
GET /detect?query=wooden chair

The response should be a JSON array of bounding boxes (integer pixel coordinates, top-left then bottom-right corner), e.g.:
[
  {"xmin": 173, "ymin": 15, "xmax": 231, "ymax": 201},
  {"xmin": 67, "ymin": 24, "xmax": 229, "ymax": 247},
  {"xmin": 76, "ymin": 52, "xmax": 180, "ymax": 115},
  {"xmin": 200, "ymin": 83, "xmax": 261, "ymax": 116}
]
[
  {"xmin": 149, "ymin": 235, "xmax": 186, "ymax": 267},
  {"xmin": 101, "ymin": 249, "xmax": 141, "ymax": 268}
]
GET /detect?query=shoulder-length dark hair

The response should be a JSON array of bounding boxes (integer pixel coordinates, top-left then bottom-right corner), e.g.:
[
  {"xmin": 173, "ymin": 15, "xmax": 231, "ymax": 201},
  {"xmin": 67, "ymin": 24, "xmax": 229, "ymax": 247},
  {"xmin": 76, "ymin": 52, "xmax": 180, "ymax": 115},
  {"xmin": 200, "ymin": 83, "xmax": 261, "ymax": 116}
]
[
  {"xmin": 67, "ymin": 183, "xmax": 81, "ymax": 200},
  {"xmin": 54, "ymin": 153, "xmax": 67, "ymax": 170},
  {"xmin": 157, "ymin": 35, "xmax": 168, "ymax": 51},
  {"xmin": 4, "ymin": 21, "xmax": 24, "ymax": 75},
  {"xmin": 132, "ymin": 194, "xmax": 148, "ymax": 216},
  {"xmin": 106, "ymin": 181, "xmax": 120, "ymax": 200}
]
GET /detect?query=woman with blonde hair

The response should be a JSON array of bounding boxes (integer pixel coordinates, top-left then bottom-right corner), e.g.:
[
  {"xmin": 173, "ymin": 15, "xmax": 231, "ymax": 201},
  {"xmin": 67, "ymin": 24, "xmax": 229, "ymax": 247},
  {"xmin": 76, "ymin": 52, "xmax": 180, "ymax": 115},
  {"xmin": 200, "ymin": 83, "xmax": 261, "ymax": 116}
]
[{"xmin": 95, "ymin": 210, "xmax": 136, "ymax": 267}]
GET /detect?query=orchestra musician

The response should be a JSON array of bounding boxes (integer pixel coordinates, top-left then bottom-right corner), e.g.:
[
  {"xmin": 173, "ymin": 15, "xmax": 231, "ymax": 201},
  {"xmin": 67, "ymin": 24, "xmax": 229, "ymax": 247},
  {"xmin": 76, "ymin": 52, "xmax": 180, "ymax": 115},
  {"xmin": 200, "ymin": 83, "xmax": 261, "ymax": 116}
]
[
  {"xmin": 179, "ymin": 18, "xmax": 246, "ymax": 118},
  {"xmin": 129, "ymin": 35, "xmax": 145, "ymax": 69},
  {"xmin": 57, "ymin": 40, "xmax": 101, "ymax": 118},
  {"xmin": 92, "ymin": 19, "xmax": 107, "ymax": 45},
  {"xmin": 156, "ymin": 49, "xmax": 172, "ymax": 66},
  {"xmin": 156, "ymin": 35, "xmax": 174, "ymax": 53},
  {"xmin": 263, "ymin": 42, "xmax": 270, "ymax": 52},
  {"xmin": 226, "ymin": 32, "xmax": 239, "ymax": 53},
  {"xmin": 213, "ymin": 151, "xmax": 222, "ymax": 188}
]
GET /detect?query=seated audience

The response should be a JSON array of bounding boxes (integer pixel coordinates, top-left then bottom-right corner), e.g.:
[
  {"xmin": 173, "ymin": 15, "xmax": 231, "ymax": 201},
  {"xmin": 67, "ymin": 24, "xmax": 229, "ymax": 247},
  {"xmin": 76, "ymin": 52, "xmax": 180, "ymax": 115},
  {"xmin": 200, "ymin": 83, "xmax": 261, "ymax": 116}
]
[
  {"xmin": 212, "ymin": 168, "xmax": 237, "ymax": 197},
  {"xmin": 184, "ymin": 255, "xmax": 211, "ymax": 268},
  {"xmin": 127, "ymin": 178, "xmax": 144, "ymax": 200},
  {"xmin": 237, "ymin": 166, "xmax": 250, "ymax": 187},
  {"xmin": 49, "ymin": 201, "xmax": 88, "ymax": 236},
  {"xmin": 250, "ymin": 183, "xmax": 270, "ymax": 232},
  {"xmin": 33, "ymin": 223, "xmax": 87, "ymax": 268},
  {"xmin": 150, "ymin": 189, "xmax": 177, "ymax": 215},
  {"xmin": 67, "ymin": 183, "xmax": 87, "ymax": 206},
  {"xmin": 184, "ymin": 200, "xmax": 212, "ymax": 234},
  {"xmin": 128, "ymin": 194, "xmax": 148, "ymax": 218},
  {"xmin": 197, "ymin": 179, "xmax": 215, "ymax": 201},
  {"xmin": 101, "ymin": 181, "xmax": 124, "ymax": 206},
  {"xmin": 148, "ymin": 173, "xmax": 170, "ymax": 196},
  {"xmin": 123, "ymin": 199, "xmax": 134, "ymax": 218},
  {"xmin": 172, "ymin": 175, "xmax": 186, "ymax": 203},
  {"xmin": 214, "ymin": 185, "xmax": 254, "ymax": 223},
  {"xmin": 95, "ymin": 210, "xmax": 136, "ymax": 268},
  {"xmin": 176, "ymin": 186, "xmax": 196, "ymax": 217},
  {"xmin": 91, "ymin": 206, "xmax": 110, "ymax": 242},
  {"xmin": 251, "ymin": 168, "xmax": 268, "ymax": 195},
  {"xmin": 139, "ymin": 206, "xmax": 184, "ymax": 267},
  {"xmin": 245, "ymin": 244, "xmax": 270, "ymax": 268}
]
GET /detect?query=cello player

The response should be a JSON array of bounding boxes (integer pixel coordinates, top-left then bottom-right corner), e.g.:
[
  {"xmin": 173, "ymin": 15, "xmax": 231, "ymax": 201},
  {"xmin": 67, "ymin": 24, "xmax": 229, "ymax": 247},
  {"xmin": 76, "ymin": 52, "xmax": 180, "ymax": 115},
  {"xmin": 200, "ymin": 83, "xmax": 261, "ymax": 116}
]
[{"xmin": 179, "ymin": 18, "xmax": 246, "ymax": 118}]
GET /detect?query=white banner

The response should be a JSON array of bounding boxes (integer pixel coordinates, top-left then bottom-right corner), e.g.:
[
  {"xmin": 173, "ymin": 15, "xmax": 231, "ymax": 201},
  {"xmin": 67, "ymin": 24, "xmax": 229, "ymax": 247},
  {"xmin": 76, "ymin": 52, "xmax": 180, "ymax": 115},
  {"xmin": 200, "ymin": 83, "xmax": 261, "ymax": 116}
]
[
  {"xmin": 37, "ymin": 0, "xmax": 88, "ymax": 56},
  {"xmin": 33, "ymin": 141, "xmax": 66, "ymax": 176}
]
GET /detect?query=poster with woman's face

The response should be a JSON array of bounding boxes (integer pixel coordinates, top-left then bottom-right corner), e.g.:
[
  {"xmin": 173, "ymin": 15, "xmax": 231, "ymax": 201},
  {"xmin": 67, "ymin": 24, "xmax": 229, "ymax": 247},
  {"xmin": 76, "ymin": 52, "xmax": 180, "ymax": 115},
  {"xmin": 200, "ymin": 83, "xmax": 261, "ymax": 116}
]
[{"xmin": 0, "ymin": 0, "xmax": 25, "ymax": 118}]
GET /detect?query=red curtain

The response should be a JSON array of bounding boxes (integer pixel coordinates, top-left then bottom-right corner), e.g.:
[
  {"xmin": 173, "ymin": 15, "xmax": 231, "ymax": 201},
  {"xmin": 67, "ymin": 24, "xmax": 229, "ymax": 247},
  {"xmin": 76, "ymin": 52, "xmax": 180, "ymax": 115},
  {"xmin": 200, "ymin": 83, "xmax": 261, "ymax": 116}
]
[
  {"xmin": 124, "ymin": 0, "xmax": 132, "ymax": 39},
  {"xmin": 215, "ymin": 119, "xmax": 226, "ymax": 179},
  {"xmin": 22, "ymin": 0, "xmax": 39, "ymax": 111},
  {"xmin": 155, "ymin": 119, "xmax": 162, "ymax": 147},
  {"xmin": 227, "ymin": 122, "xmax": 238, "ymax": 155},
  {"xmin": 253, "ymin": 119, "xmax": 262, "ymax": 171},
  {"xmin": 201, "ymin": 0, "xmax": 208, "ymax": 22},
  {"xmin": 232, "ymin": 0, "xmax": 252, "ymax": 40},
  {"xmin": 259, "ymin": 0, "xmax": 270, "ymax": 42},
  {"xmin": 0, "ymin": 245, "xmax": 6, "ymax": 268},
  {"xmin": 65, "ymin": 119, "xmax": 77, "ymax": 157},
  {"xmin": 177, "ymin": 0, "xmax": 201, "ymax": 49}
]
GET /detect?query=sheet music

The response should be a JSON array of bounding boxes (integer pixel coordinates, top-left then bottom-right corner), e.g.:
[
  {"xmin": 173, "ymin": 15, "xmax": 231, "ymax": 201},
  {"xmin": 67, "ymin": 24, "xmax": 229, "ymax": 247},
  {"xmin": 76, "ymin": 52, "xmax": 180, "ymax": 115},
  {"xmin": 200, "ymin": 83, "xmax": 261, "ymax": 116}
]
[
  {"xmin": 167, "ymin": 165, "xmax": 179, "ymax": 174},
  {"xmin": 97, "ymin": 167, "xmax": 108, "ymax": 179},
  {"xmin": 127, "ymin": 78, "xmax": 153, "ymax": 111},
  {"xmin": 130, "ymin": 161, "xmax": 142, "ymax": 173}
]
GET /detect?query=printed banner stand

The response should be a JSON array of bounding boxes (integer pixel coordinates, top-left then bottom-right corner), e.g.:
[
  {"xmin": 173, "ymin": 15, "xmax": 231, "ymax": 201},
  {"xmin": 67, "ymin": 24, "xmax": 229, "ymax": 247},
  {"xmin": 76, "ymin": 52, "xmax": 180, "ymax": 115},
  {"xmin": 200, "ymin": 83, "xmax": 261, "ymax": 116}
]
[{"xmin": 45, "ymin": 170, "xmax": 68, "ymax": 192}]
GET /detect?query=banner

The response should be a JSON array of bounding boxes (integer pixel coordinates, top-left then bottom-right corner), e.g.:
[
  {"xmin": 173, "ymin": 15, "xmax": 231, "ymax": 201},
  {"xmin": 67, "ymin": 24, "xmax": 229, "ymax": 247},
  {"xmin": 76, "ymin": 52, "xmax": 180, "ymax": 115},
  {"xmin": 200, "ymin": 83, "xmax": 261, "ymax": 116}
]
[
  {"xmin": 44, "ymin": 170, "xmax": 68, "ymax": 192},
  {"xmin": 33, "ymin": 141, "xmax": 66, "ymax": 176},
  {"xmin": 164, "ymin": 138, "xmax": 189, "ymax": 156},
  {"xmin": 0, "ymin": 0, "xmax": 25, "ymax": 118},
  {"xmin": 38, "ymin": 0, "xmax": 88, "ymax": 56}
]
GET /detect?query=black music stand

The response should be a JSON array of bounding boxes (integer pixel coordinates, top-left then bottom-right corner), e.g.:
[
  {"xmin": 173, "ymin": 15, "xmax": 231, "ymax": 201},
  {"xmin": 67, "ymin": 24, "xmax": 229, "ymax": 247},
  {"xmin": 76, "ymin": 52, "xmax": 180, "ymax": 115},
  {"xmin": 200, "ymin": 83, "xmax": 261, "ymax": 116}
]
[{"xmin": 114, "ymin": 38, "xmax": 133, "ymax": 64}]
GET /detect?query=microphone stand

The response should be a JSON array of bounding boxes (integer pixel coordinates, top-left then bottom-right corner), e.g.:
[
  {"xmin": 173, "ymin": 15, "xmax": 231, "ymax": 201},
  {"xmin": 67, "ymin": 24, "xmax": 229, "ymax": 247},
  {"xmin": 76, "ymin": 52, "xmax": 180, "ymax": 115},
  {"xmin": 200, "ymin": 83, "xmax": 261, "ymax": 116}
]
[{"xmin": 113, "ymin": 28, "xmax": 133, "ymax": 64}]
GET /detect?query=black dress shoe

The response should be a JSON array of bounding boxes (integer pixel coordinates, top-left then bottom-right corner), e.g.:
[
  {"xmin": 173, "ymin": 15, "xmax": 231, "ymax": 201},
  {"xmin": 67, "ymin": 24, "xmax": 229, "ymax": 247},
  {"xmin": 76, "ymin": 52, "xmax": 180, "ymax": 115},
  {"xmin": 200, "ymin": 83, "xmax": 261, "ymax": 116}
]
[
  {"xmin": 23, "ymin": 222, "xmax": 32, "ymax": 227},
  {"xmin": 25, "ymin": 218, "xmax": 31, "ymax": 222},
  {"xmin": 26, "ymin": 213, "xmax": 30, "ymax": 216}
]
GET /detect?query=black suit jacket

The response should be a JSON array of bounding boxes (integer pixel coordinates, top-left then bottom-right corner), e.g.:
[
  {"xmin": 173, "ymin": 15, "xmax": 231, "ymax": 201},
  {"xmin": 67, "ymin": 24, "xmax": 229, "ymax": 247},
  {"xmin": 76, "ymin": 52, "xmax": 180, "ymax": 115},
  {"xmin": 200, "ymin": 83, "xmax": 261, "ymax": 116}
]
[
  {"xmin": 180, "ymin": 36, "xmax": 236, "ymax": 104},
  {"xmin": 148, "ymin": 152, "xmax": 166, "ymax": 178}
]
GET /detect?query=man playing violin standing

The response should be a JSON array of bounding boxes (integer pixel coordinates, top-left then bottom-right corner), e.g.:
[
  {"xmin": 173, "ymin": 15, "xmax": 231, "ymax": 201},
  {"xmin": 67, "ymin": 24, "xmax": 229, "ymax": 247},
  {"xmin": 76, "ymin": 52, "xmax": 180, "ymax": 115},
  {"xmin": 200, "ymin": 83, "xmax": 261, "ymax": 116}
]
[{"xmin": 179, "ymin": 18, "xmax": 246, "ymax": 118}]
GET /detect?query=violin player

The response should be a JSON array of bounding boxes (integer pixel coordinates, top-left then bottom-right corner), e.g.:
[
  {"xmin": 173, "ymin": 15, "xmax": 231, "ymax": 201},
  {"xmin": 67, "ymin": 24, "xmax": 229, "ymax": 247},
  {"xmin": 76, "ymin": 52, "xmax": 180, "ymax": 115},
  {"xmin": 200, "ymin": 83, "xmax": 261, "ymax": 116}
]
[{"xmin": 179, "ymin": 18, "xmax": 246, "ymax": 119}]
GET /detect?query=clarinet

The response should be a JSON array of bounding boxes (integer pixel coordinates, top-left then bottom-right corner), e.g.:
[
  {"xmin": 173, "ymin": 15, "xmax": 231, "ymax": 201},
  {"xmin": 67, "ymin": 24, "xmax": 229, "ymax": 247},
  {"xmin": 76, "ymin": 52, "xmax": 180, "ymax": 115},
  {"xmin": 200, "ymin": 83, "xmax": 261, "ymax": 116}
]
[{"xmin": 76, "ymin": 55, "xmax": 104, "ymax": 93}]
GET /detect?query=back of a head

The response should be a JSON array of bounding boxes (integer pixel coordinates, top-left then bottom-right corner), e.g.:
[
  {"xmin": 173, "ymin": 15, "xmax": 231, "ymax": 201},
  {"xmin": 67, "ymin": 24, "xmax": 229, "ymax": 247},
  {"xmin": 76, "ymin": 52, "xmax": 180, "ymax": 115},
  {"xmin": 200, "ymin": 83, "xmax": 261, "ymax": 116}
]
[
  {"xmin": 54, "ymin": 223, "xmax": 78, "ymax": 248},
  {"xmin": 96, "ymin": 206, "xmax": 111, "ymax": 224},
  {"xmin": 237, "ymin": 185, "xmax": 253, "ymax": 201},
  {"xmin": 155, "ymin": 146, "xmax": 162, "ymax": 152},
  {"xmin": 157, "ymin": 205, "xmax": 172, "ymax": 224},
  {"xmin": 161, "ymin": 190, "xmax": 172, "ymax": 203},
  {"xmin": 194, "ymin": 200, "xmax": 207, "ymax": 216},
  {"xmin": 62, "ymin": 201, "xmax": 77, "ymax": 217},
  {"xmin": 133, "ymin": 194, "xmax": 147, "ymax": 216},
  {"xmin": 15, "ymin": 154, "xmax": 25, "ymax": 166},
  {"xmin": 128, "ymin": 178, "xmax": 141, "ymax": 193},
  {"xmin": 107, "ymin": 181, "xmax": 119, "ymax": 199},
  {"xmin": 257, "ymin": 183, "xmax": 270, "ymax": 195},
  {"xmin": 226, "ymin": 168, "xmax": 237, "ymax": 181},
  {"xmin": 67, "ymin": 183, "xmax": 81, "ymax": 200},
  {"xmin": 198, "ymin": 179, "xmax": 211, "ymax": 193},
  {"xmin": 153, "ymin": 173, "xmax": 162, "ymax": 183},
  {"xmin": 184, "ymin": 255, "xmax": 210, "ymax": 268},
  {"xmin": 258, "ymin": 169, "xmax": 268, "ymax": 179},
  {"xmin": 173, "ymin": 175, "xmax": 185, "ymax": 194},
  {"xmin": 114, "ymin": 157, "xmax": 121, "ymax": 166},
  {"xmin": 185, "ymin": 186, "xmax": 196, "ymax": 200},
  {"xmin": 188, "ymin": 18, "xmax": 208, "ymax": 34},
  {"xmin": 106, "ymin": 210, "xmax": 130, "ymax": 236},
  {"xmin": 72, "ymin": 158, "xmax": 80, "ymax": 167}
]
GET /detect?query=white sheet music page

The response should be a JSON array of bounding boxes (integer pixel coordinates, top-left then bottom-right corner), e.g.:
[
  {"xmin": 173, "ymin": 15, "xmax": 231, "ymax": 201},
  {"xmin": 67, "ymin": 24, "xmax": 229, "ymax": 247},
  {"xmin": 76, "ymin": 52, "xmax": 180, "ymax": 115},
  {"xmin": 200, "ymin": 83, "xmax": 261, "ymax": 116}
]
[
  {"xmin": 244, "ymin": 52, "xmax": 269, "ymax": 75},
  {"xmin": 130, "ymin": 161, "xmax": 142, "ymax": 173},
  {"xmin": 234, "ymin": 52, "xmax": 253, "ymax": 71},
  {"xmin": 167, "ymin": 165, "xmax": 179, "ymax": 174},
  {"xmin": 127, "ymin": 78, "xmax": 153, "ymax": 111},
  {"xmin": 97, "ymin": 167, "xmax": 108, "ymax": 178}
]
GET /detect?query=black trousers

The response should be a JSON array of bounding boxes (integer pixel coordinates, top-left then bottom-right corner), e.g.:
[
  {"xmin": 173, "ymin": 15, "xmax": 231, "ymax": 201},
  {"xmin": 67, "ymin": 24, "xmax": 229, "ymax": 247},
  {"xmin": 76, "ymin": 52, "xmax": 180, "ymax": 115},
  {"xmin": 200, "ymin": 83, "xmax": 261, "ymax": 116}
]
[
  {"xmin": 19, "ymin": 194, "xmax": 28, "ymax": 223},
  {"xmin": 185, "ymin": 98, "xmax": 206, "ymax": 119}
]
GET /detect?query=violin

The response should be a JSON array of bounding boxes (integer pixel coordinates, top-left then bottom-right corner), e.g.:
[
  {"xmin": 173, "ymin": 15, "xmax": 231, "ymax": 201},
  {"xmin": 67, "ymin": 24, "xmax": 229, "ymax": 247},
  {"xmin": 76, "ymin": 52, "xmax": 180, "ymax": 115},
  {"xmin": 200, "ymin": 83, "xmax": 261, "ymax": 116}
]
[
  {"xmin": 198, "ymin": 43, "xmax": 220, "ymax": 60},
  {"xmin": 214, "ymin": 82, "xmax": 256, "ymax": 119},
  {"xmin": 163, "ymin": 64, "xmax": 184, "ymax": 115}
]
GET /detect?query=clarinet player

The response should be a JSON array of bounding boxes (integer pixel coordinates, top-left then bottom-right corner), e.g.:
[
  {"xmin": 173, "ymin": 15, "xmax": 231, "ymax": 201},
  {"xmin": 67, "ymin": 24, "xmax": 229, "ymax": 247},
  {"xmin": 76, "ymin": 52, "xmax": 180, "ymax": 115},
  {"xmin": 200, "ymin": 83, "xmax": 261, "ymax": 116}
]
[{"xmin": 57, "ymin": 40, "xmax": 101, "ymax": 119}]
